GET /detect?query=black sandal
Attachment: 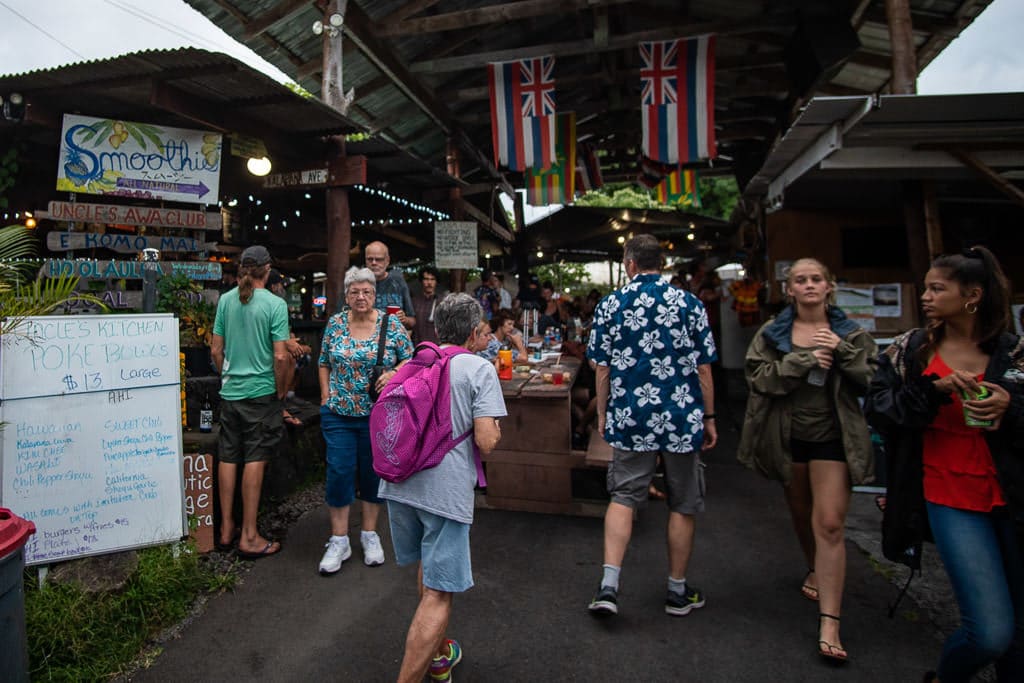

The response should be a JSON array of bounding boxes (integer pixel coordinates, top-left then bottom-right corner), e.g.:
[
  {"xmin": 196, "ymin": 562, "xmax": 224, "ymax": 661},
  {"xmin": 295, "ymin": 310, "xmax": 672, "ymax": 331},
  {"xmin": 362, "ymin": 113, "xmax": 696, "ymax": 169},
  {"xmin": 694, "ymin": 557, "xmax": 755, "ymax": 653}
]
[
  {"xmin": 801, "ymin": 569, "xmax": 819, "ymax": 602},
  {"xmin": 818, "ymin": 613, "xmax": 848, "ymax": 663}
]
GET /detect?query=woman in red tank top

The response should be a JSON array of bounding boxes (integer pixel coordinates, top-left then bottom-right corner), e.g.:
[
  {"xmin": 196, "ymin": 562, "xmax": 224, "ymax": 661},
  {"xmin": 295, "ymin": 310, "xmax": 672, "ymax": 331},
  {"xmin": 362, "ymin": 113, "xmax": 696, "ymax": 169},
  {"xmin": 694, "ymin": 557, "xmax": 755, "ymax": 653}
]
[{"xmin": 867, "ymin": 246, "xmax": 1023, "ymax": 683}]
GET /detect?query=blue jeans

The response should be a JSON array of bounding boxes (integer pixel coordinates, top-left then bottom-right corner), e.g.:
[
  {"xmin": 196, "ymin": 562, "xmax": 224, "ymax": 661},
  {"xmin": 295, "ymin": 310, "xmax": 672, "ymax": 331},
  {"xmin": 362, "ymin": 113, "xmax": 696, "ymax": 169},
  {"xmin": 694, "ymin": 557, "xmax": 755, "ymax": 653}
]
[
  {"xmin": 927, "ymin": 502, "xmax": 1024, "ymax": 682},
  {"xmin": 320, "ymin": 409, "xmax": 382, "ymax": 507}
]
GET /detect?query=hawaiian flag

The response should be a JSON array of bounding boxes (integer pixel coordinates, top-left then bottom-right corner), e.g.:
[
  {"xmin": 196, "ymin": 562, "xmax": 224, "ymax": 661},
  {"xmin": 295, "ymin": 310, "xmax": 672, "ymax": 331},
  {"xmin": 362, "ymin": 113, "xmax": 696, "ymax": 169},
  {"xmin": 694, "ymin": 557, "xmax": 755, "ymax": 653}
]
[
  {"xmin": 657, "ymin": 168, "xmax": 701, "ymax": 208},
  {"xmin": 575, "ymin": 142, "xmax": 604, "ymax": 193},
  {"xmin": 488, "ymin": 56, "xmax": 557, "ymax": 171},
  {"xmin": 525, "ymin": 112, "xmax": 575, "ymax": 206},
  {"xmin": 640, "ymin": 36, "xmax": 716, "ymax": 164}
]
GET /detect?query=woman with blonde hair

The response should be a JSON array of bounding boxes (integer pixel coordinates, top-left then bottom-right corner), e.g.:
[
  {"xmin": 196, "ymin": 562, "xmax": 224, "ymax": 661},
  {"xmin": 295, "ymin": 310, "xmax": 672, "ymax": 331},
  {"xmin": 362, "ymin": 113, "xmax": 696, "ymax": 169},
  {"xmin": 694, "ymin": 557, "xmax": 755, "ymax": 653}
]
[{"xmin": 738, "ymin": 258, "xmax": 877, "ymax": 663}]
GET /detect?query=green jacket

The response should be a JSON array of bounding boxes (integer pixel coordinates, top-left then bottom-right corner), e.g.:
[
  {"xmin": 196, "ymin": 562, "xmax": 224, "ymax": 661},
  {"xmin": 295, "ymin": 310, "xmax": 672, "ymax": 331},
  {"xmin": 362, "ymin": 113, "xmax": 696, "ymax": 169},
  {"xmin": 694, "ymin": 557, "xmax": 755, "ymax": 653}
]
[{"xmin": 737, "ymin": 305, "xmax": 877, "ymax": 485}]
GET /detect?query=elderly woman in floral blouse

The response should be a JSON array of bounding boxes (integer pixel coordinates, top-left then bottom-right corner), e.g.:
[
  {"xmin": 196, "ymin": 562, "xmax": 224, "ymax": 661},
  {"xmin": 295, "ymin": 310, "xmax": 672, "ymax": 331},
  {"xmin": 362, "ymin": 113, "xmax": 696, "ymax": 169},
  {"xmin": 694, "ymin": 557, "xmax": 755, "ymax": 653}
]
[{"xmin": 317, "ymin": 266, "xmax": 413, "ymax": 575}]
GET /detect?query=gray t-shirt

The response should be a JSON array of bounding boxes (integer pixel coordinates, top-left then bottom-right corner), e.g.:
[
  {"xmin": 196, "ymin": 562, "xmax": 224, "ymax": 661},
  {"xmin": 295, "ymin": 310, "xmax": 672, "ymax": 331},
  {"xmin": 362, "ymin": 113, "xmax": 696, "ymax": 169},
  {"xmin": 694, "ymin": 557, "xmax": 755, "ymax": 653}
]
[
  {"xmin": 379, "ymin": 352, "xmax": 507, "ymax": 524},
  {"xmin": 374, "ymin": 269, "xmax": 415, "ymax": 317}
]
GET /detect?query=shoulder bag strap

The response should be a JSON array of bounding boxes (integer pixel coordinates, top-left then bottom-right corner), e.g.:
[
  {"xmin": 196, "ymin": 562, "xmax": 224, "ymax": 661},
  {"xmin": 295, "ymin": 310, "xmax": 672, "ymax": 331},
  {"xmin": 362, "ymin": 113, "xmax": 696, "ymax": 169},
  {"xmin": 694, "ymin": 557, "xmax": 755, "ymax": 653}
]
[{"xmin": 375, "ymin": 313, "xmax": 390, "ymax": 365}]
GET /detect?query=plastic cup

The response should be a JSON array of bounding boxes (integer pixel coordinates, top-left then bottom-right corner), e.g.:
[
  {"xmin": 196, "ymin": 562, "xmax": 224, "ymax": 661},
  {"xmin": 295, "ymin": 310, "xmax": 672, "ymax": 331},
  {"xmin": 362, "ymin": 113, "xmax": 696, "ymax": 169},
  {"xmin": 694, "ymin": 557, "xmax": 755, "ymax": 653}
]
[
  {"xmin": 961, "ymin": 386, "xmax": 993, "ymax": 427},
  {"xmin": 498, "ymin": 349, "xmax": 513, "ymax": 380},
  {"xmin": 552, "ymin": 371, "xmax": 564, "ymax": 385},
  {"xmin": 386, "ymin": 305, "xmax": 401, "ymax": 316}
]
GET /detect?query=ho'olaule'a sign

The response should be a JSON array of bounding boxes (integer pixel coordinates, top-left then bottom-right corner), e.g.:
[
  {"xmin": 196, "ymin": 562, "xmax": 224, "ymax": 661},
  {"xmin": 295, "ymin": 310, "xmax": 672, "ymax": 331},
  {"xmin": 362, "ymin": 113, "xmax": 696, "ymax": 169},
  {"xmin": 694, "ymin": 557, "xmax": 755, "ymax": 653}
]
[
  {"xmin": 40, "ymin": 259, "xmax": 222, "ymax": 281},
  {"xmin": 56, "ymin": 114, "xmax": 222, "ymax": 205}
]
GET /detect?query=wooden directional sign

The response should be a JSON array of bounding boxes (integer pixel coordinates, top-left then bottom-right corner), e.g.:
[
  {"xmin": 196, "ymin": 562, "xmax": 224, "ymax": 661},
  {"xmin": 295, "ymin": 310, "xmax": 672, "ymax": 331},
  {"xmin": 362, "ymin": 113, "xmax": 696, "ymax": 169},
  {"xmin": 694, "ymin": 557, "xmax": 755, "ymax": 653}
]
[
  {"xmin": 40, "ymin": 259, "xmax": 222, "ymax": 281},
  {"xmin": 262, "ymin": 156, "xmax": 366, "ymax": 189},
  {"xmin": 46, "ymin": 201, "xmax": 222, "ymax": 231},
  {"xmin": 47, "ymin": 232, "xmax": 213, "ymax": 254}
]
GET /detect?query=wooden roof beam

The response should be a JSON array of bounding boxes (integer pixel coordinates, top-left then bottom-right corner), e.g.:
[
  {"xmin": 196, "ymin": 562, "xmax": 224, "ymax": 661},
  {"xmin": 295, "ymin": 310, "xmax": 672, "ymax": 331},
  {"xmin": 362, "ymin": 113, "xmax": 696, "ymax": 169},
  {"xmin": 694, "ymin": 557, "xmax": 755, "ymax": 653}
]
[
  {"xmin": 243, "ymin": 0, "xmax": 313, "ymax": 40},
  {"xmin": 148, "ymin": 81, "xmax": 325, "ymax": 159},
  {"xmin": 410, "ymin": 16, "xmax": 791, "ymax": 73},
  {"xmin": 375, "ymin": 0, "xmax": 634, "ymax": 37},
  {"xmin": 380, "ymin": 0, "xmax": 443, "ymax": 24}
]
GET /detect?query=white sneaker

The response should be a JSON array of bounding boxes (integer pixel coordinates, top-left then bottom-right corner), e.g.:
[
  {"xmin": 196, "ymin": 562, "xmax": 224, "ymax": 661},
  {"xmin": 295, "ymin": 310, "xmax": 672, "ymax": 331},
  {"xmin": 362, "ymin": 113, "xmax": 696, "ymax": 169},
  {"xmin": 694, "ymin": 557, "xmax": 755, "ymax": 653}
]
[
  {"xmin": 361, "ymin": 531, "xmax": 385, "ymax": 566},
  {"xmin": 318, "ymin": 536, "xmax": 351, "ymax": 575}
]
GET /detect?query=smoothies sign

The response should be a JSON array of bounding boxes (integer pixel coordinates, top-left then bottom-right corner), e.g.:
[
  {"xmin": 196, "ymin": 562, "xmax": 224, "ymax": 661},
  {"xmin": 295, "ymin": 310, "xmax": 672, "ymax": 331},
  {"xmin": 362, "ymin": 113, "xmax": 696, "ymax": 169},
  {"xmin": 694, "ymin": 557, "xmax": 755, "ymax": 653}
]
[{"xmin": 56, "ymin": 114, "xmax": 222, "ymax": 204}]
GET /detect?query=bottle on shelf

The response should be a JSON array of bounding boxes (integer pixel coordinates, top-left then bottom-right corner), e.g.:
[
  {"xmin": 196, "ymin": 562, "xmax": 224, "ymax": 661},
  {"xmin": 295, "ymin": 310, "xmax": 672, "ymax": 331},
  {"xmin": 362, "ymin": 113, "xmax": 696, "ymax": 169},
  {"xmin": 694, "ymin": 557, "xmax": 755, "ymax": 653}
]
[{"xmin": 199, "ymin": 393, "xmax": 213, "ymax": 433}]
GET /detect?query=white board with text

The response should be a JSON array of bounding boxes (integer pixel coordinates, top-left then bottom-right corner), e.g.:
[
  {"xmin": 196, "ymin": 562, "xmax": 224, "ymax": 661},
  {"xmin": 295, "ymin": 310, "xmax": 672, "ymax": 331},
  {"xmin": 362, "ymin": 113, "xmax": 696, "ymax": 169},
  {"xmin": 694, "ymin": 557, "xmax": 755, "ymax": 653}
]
[{"xmin": 0, "ymin": 314, "xmax": 186, "ymax": 565}]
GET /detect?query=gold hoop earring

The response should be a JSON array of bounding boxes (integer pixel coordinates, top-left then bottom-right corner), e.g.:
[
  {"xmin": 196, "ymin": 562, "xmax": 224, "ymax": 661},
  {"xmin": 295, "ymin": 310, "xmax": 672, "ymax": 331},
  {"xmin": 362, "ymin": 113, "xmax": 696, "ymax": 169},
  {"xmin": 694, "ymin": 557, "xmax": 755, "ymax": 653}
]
[{"xmin": 964, "ymin": 301, "xmax": 978, "ymax": 315}]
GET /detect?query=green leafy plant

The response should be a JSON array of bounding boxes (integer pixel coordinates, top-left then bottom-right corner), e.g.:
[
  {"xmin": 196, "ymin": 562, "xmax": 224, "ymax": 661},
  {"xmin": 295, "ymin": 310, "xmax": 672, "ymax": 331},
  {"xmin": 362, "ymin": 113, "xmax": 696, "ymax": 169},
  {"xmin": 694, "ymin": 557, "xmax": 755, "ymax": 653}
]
[
  {"xmin": 25, "ymin": 543, "xmax": 235, "ymax": 680},
  {"xmin": 156, "ymin": 273, "xmax": 215, "ymax": 347},
  {"xmin": 0, "ymin": 225, "xmax": 106, "ymax": 338}
]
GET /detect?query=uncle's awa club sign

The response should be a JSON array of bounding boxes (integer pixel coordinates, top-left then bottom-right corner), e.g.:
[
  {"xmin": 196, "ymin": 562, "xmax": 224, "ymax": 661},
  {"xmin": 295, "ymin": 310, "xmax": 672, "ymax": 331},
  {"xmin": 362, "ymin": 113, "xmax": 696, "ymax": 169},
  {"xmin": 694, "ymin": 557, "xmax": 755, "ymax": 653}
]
[{"xmin": 56, "ymin": 114, "xmax": 222, "ymax": 204}]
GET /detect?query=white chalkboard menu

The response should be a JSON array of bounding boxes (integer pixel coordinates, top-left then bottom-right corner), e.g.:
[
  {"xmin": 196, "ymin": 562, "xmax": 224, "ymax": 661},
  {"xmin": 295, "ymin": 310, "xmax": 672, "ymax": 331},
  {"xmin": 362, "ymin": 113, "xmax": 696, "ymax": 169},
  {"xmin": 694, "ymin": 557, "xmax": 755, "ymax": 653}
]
[{"xmin": 0, "ymin": 314, "xmax": 186, "ymax": 565}]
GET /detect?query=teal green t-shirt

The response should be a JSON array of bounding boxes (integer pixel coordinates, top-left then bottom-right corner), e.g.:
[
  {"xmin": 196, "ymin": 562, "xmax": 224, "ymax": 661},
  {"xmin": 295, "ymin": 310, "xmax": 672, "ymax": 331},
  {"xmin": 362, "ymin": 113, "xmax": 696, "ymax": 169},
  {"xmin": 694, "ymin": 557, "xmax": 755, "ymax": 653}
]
[{"xmin": 213, "ymin": 287, "xmax": 290, "ymax": 401}]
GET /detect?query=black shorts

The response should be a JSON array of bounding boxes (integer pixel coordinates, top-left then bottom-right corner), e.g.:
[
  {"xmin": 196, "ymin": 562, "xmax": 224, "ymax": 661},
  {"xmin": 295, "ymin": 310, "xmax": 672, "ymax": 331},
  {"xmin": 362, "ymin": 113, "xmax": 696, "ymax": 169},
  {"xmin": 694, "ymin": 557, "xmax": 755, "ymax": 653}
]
[{"xmin": 790, "ymin": 438, "xmax": 846, "ymax": 464}]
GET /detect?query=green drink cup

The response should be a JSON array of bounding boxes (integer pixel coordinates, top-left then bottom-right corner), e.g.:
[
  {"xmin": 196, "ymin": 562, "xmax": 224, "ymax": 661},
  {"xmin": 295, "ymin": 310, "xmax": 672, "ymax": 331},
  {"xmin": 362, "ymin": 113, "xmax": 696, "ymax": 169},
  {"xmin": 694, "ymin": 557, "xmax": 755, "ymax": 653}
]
[{"xmin": 961, "ymin": 385, "xmax": 993, "ymax": 428}]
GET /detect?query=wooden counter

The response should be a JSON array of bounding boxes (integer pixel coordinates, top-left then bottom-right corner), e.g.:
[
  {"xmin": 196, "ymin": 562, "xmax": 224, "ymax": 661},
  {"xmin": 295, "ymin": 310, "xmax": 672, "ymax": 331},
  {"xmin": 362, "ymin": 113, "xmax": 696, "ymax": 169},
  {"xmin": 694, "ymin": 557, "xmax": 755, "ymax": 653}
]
[{"xmin": 480, "ymin": 358, "xmax": 608, "ymax": 516}]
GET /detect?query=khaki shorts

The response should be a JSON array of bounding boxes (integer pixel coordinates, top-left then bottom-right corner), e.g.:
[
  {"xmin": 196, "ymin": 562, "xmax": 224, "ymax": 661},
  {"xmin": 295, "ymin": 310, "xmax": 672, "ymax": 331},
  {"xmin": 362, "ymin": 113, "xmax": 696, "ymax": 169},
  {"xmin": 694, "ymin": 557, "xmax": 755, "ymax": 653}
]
[
  {"xmin": 218, "ymin": 394, "xmax": 284, "ymax": 463},
  {"xmin": 607, "ymin": 449, "xmax": 705, "ymax": 515}
]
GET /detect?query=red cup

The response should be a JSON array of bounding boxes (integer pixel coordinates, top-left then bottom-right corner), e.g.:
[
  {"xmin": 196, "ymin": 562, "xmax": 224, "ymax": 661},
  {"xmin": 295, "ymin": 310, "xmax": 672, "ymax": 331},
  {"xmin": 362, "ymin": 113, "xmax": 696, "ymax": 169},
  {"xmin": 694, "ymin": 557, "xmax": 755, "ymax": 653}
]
[
  {"xmin": 552, "ymin": 371, "xmax": 564, "ymax": 385},
  {"xmin": 386, "ymin": 305, "xmax": 401, "ymax": 316}
]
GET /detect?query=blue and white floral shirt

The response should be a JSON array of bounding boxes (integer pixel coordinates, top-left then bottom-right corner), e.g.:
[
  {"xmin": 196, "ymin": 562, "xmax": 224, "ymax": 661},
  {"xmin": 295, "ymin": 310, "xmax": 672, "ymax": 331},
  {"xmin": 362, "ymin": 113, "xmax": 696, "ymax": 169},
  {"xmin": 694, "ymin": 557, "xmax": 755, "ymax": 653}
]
[{"xmin": 586, "ymin": 273, "xmax": 717, "ymax": 453}]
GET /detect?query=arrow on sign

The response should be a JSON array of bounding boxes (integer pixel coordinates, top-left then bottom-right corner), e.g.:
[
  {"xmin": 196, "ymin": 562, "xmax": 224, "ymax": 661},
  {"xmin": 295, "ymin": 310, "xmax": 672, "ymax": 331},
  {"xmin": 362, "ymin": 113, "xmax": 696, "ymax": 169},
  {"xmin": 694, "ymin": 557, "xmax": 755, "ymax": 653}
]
[{"xmin": 116, "ymin": 178, "xmax": 211, "ymax": 198}]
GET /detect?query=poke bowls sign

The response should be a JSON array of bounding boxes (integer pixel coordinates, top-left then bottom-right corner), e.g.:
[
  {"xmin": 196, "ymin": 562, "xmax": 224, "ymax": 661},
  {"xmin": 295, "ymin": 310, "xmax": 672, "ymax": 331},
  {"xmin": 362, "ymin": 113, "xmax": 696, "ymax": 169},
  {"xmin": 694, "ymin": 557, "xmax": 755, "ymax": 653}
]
[{"xmin": 56, "ymin": 114, "xmax": 222, "ymax": 205}]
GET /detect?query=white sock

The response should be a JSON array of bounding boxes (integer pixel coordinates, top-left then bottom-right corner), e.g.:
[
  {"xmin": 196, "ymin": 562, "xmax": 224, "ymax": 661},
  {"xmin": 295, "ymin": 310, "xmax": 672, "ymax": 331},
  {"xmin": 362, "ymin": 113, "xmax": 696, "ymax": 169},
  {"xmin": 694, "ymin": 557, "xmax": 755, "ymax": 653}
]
[
  {"xmin": 668, "ymin": 576, "xmax": 687, "ymax": 595},
  {"xmin": 330, "ymin": 534, "xmax": 349, "ymax": 546},
  {"xmin": 360, "ymin": 530, "xmax": 377, "ymax": 543}
]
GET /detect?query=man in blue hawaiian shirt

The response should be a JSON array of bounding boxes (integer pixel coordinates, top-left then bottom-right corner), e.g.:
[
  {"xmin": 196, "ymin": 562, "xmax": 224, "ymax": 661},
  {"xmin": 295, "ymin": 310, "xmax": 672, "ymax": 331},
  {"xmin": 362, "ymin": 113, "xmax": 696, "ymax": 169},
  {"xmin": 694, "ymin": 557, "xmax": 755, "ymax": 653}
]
[{"xmin": 585, "ymin": 234, "xmax": 718, "ymax": 618}]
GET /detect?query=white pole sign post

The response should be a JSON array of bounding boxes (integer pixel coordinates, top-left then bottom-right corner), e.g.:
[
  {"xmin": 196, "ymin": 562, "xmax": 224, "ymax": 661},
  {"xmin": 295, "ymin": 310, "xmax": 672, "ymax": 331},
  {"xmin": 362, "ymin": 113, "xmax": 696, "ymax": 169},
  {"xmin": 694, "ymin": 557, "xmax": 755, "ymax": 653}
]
[
  {"xmin": 434, "ymin": 221, "xmax": 479, "ymax": 270},
  {"xmin": 56, "ymin": 114, "xmax": 222, "ymax": 204}
]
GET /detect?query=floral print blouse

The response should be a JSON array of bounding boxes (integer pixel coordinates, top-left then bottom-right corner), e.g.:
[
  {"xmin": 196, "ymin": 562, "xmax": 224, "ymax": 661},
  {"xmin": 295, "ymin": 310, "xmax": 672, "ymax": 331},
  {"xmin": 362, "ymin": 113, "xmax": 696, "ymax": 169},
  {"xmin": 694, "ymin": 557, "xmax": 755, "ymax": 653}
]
[{"xmin": 319, "ymin": 310, "xmax": 413, "ymax": 417}]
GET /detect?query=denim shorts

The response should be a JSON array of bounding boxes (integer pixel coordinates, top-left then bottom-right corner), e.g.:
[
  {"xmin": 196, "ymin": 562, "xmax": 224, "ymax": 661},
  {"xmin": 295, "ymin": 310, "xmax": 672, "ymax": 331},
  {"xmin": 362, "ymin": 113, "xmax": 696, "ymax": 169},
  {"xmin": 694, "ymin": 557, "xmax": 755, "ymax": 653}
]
[
  {"xmin": 320, "ymin": 408, "xmax": 382, "ymax": 507},
  {"xmin": 608, "ymin": 449, "xmax": 706, "ymax": 515},
  {"xmin": 386, "ymin": 500, "xmax": 473, "ymax": 593},
  {"xmin": 218, "ymin": 394, "xmax": 283, "ymax": 464}
]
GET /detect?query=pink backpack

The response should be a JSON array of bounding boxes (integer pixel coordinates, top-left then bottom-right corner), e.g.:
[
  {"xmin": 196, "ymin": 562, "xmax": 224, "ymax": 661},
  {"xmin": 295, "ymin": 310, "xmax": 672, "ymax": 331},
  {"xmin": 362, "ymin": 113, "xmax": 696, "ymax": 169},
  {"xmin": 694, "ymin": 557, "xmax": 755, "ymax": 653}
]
[{"xmin": 370, "ymin": 342, "xmax": 486, "ymax": 485}]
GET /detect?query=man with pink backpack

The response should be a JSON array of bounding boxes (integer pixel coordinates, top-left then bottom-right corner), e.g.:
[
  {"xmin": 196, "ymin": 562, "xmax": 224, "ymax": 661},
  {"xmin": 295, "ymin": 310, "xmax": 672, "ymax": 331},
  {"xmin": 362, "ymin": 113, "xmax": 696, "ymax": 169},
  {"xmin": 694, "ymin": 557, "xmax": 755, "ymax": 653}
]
[{"xmin": 375, "ymin": 293, "xmax": 505, "ymax": 682}]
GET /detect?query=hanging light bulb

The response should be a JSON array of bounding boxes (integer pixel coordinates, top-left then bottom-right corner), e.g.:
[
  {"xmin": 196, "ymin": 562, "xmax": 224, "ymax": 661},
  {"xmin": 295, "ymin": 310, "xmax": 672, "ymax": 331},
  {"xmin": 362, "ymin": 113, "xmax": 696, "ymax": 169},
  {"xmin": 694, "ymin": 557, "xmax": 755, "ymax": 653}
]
[{"xmin": 246, "ymin": 156, "xmax": 272, "ymax": 176}]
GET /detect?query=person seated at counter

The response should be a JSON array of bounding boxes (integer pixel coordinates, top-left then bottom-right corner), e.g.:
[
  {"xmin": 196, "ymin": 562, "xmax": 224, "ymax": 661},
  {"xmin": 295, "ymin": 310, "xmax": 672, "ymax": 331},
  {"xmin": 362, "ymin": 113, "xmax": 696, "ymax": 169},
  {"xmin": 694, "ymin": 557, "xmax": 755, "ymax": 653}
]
[{"xmin": 476, "ymin": 309, "xmax": 527, "ymax": 363}]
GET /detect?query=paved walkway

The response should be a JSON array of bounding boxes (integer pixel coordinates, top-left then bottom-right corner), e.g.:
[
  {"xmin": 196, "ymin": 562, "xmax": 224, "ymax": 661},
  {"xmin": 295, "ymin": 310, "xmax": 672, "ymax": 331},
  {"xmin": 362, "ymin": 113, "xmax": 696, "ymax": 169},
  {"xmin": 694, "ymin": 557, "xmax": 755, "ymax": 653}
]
[{"xmin": 130, "ymin": 420, "xmax": 944, "ymax": 682}]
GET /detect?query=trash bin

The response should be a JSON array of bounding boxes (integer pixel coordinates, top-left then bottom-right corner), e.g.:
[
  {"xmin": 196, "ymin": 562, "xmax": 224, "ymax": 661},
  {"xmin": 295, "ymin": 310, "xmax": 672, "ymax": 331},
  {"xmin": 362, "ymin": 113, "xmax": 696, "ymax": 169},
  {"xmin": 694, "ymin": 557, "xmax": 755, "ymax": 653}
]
[{"xmin": 0, "ymin": 508, "xmax": 36, "ymax": 683}]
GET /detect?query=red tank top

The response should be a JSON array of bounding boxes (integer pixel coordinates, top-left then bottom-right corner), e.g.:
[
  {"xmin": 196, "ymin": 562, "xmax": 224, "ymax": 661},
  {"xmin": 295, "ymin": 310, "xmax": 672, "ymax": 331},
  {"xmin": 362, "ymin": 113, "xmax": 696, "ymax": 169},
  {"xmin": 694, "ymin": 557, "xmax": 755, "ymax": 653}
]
[{"xmin": 921, "ymin": 354, "xmax": 1005, "ymax": 511}]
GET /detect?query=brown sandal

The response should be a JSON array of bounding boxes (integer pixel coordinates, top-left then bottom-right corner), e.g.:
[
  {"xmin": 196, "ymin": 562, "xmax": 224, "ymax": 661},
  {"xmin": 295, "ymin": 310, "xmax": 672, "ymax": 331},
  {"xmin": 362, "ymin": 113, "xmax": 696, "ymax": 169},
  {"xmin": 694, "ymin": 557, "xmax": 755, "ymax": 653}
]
[{"xmin": 818, "ymin": 613, "xmax": 848, "ymax": 663}]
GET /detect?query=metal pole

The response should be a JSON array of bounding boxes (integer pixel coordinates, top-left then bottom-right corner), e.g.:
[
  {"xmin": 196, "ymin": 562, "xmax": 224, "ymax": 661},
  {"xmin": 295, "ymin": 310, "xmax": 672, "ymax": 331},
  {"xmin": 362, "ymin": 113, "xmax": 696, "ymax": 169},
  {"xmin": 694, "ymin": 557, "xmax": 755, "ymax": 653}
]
[{"xmin": 141, "ymin": 248, "xmax": 160, "ymax": 313}]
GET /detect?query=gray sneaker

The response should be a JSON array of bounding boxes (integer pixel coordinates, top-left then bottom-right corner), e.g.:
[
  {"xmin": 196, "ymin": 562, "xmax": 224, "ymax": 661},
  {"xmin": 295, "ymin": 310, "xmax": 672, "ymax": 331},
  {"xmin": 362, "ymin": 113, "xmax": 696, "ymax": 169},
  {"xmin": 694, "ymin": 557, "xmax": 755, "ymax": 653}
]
[
  {"xmin": 665, "ymin": 584, "xmax": 705, "ymax": 616},
  {"xmin": 588, "ymin": 585, "xmax": 619, "ymax": 616}
]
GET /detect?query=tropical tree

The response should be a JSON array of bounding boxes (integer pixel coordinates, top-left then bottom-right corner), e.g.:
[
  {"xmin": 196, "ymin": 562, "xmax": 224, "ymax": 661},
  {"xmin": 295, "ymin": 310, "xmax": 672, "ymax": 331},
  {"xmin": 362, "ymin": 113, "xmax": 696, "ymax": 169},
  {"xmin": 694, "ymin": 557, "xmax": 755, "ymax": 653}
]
[{"xmin": 0, "ymin": 224, "xmax": 104, "ymax": 337}]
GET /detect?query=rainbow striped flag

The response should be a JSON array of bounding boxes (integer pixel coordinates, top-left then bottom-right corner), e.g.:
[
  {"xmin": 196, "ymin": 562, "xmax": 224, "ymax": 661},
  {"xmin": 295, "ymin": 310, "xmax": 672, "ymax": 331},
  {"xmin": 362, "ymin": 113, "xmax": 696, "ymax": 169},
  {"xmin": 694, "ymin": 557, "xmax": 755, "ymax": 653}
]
[
  {"xmin": 488, "ymin": 56, "xmax": 557, "ymax": 171},
  {"xmin": 640, "ymin": 37, "xmax": 716, "ymax": 164},
  {"xmin": 656, "ymin": 168, "xmax": 701, "ymax": 208},
  {"xmin": 525, "ymin": 112, "xmax": 576, "ymax": 206}
]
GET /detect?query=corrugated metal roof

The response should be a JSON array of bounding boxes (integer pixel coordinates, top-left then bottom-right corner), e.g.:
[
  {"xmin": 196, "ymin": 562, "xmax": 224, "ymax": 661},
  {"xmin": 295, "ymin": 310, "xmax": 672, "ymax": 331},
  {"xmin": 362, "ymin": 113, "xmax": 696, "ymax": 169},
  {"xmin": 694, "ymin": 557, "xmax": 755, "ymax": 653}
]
[{"xmin": 182, "ymin": 0, "xmax": 995, "ymax": 195}]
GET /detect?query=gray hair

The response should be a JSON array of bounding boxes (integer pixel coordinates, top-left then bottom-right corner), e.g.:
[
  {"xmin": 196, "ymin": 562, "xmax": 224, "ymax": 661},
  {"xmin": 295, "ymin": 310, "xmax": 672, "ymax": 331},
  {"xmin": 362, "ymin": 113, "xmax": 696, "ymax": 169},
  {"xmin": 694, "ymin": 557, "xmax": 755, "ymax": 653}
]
[
  {"xmin": 343, "ymin": 266, "xmax": 376, "ymax": 295},
  {"xmin": 435, "ymin": 293, "xmax": 482, "ymax": 344}
]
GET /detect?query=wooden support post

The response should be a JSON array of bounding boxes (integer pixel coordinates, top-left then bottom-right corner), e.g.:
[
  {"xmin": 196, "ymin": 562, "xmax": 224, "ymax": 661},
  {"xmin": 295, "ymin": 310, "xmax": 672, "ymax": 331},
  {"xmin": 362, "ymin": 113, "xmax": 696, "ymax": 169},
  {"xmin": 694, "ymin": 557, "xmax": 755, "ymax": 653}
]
[
  {"xmin": 446, "ymin": 139, "xmax": 468, "ymax": 293},
  {"xmin": 902, "ymin": 181, "xmax": 930, "ymax": 297},
  {"xmin": 922, "ymin": 181, "xmax": 944, "ymax": 258},
  {"xmin": 322, "ymin": 0, "xmax": 352, "ymax": 314},
  {"xmin": 885, "ymin": 0, "xmax": 917, "ymax": 94}
]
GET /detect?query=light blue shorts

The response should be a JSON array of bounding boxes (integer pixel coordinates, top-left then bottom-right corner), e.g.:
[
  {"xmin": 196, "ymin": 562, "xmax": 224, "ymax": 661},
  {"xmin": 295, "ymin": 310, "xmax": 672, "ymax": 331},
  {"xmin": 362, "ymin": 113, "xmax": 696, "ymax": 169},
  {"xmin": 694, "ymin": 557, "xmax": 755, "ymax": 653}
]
[{"xmin": 386, "ymin": 500, "xmax": 473, "ymax": 593}]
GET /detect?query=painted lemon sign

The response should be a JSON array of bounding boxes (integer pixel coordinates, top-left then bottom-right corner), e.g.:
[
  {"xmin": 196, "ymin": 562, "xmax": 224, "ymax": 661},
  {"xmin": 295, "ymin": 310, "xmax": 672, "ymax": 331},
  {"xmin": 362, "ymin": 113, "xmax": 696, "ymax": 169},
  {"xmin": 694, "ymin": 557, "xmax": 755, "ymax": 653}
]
[{"xmin": 57, "ymin": 114, "xmax": 222, "ymax": 205}]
